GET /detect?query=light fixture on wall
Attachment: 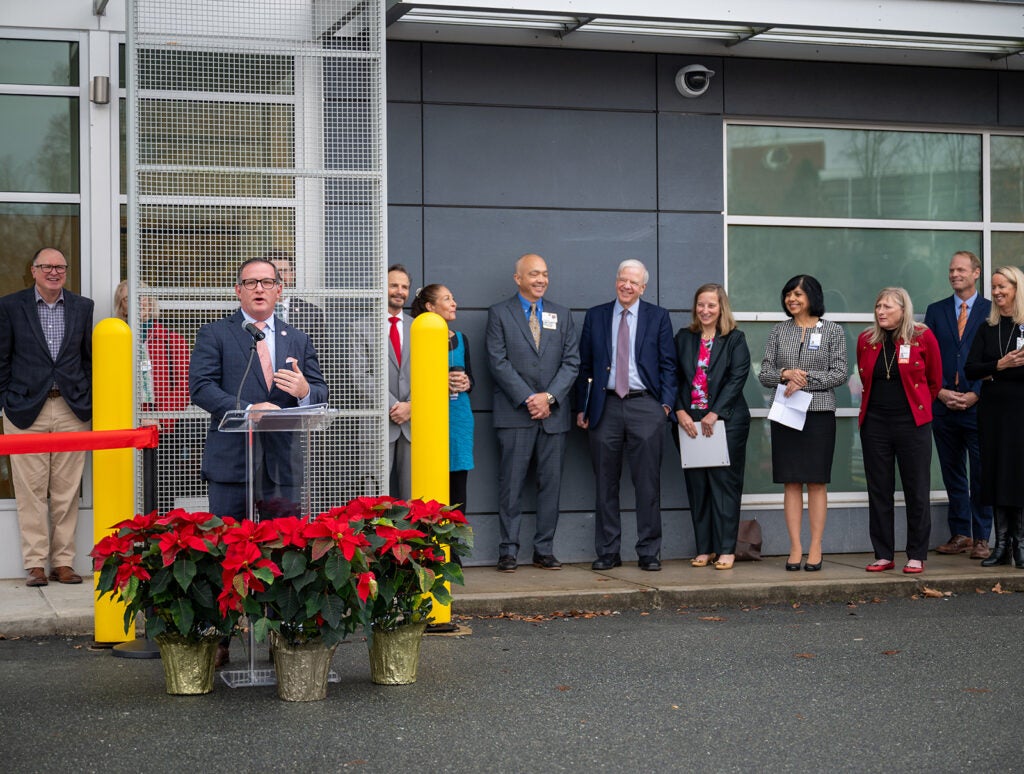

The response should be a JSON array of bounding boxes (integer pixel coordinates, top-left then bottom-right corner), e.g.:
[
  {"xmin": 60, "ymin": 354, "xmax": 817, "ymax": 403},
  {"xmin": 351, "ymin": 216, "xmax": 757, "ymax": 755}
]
[
  {"xmin": 675, "ymin": 65, "xmax": 715, "ymax": 98},
  {"xmin": 90, "ymin": 75, "xmax": 110, "ymax": 105}
]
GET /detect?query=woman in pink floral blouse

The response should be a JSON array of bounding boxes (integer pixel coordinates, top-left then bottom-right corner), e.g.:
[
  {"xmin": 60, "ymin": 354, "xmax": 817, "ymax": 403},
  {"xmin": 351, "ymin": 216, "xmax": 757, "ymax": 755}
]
[{"xmin": 674, "ymin": 284, "xmax": 751, "ymax": 570}]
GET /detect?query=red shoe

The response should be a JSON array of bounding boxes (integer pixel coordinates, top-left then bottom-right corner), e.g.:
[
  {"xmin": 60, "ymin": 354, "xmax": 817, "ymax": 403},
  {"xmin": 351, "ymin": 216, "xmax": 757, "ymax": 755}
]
[
  {"xmin": 865, "ymin": 560, "xmax": 895, "ymax": 572},
  {"xmin": 903, "ymin": 561, "xmax": 925, "ymax": 574}
]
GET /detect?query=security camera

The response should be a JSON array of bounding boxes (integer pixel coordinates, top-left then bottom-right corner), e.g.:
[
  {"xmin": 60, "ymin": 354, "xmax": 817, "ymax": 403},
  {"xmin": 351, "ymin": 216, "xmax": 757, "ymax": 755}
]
[{"xmin": 675, "ymin": 64, "xmax": 715, "ymax": 98}]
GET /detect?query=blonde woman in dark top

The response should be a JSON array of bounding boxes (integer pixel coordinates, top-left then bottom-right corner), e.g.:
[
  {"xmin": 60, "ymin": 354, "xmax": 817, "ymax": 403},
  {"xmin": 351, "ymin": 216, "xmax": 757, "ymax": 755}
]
[{"xmin": 759, "ymin": 275, "xmax": 848, "ymax": 572}]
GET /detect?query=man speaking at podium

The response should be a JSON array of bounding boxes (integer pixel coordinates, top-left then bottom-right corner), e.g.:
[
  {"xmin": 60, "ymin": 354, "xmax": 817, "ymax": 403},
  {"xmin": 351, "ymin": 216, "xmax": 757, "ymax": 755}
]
[{"xmin": 189, "ymin": 257, "xmax": 328, "ymax": 520}]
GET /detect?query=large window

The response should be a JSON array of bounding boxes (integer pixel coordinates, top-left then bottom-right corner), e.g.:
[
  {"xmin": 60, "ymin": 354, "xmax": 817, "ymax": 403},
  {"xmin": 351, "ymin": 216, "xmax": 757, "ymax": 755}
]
[
  {"xmin": 727, "ymin": 122, "xmax": 1023, "ymax": 502},
  {"xmin": 0, "ymin": 38, "xmax": 83, "ymax": 501}
]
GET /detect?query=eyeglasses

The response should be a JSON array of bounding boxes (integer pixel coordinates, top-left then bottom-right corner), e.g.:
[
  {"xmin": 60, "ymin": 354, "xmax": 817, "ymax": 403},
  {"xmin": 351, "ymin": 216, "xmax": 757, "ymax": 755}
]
[
  {"xmin": 33, "ymin": 264, "xmax": 68, "ymax": 274},
  {"xmin": 238, "ymin": 278, "xmax": 281, "ymax": 290}
]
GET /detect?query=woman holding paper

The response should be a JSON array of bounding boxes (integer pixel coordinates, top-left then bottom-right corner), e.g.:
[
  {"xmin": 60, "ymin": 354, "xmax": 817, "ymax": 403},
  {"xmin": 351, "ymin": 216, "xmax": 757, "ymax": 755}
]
[
  {"xmin": 759, "ymin": 275, "xmax": 848, "ymax": 572},
  {"xmin": 857, "ymin": 287, "xmax": 942, "ymax": 574},
  {"xmin": 964, "ymin": 266, "xmax": 1024, "ymax": 567},
  {"xmin": 675, "ymin": 284, "xmax": 751, "ymax": 570}
]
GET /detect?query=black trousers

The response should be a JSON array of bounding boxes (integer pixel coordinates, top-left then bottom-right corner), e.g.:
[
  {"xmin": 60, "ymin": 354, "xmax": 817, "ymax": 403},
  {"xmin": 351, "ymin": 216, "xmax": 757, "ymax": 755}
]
[{"xmin": 861, "ymin": 411, "xmax": 933, "ymax": 562}]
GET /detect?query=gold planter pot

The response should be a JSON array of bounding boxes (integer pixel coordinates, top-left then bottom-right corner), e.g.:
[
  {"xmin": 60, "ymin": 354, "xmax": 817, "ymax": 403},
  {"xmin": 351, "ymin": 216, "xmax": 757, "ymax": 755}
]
[
  {"xmin": 154, "ymin": 633, "xmax": 220, "ymax": 695},
  {"xmin": 368, "ymin": 622, "xmax": 427, "ymax": 685},
  {"xmin": 270, "ymin": 630, "xmax": 339, "ymax": 702}
]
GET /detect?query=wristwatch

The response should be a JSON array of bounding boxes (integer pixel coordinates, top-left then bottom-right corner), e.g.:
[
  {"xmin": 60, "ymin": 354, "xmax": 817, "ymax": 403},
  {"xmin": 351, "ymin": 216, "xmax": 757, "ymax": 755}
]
[{"xmin": 546, "ymin": 392, "xmax": 555, "ymax": 405}]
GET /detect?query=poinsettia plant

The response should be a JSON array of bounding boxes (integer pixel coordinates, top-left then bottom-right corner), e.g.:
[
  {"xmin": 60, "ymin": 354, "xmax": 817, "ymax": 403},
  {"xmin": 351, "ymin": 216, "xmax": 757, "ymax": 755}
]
[
  {"xmin": 217, "ymin": 513, "xmax": 377, "ymax": 648},
  {"xmin": 342, "ymin": 496, "xmax": 474, "ymax": 633},
  {"xmin": 91, "ymin": 509, "xmax": 237, "ymax": 642}
]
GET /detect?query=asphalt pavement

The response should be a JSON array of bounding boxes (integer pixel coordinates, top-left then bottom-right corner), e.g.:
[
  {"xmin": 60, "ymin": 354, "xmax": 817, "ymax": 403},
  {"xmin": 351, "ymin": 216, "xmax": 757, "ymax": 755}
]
[
  {"xmin": 1, "ymin": 592, "xmax": 1022, "ymax": 772},
  {"xmin": 2, "ymin": 551, "xmax": 1022, "ymax": 638}
]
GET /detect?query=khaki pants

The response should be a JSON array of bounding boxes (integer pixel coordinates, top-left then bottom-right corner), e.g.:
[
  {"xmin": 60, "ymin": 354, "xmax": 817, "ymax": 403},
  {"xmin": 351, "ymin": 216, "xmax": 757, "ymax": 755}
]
[{"xmin": 3, "ymin": 397, "xmax": 89, "ymax": 570}]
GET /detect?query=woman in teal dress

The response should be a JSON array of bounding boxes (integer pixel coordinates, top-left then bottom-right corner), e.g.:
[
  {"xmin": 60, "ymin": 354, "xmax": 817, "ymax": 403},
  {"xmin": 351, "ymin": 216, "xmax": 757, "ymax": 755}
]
[{"xmin": 410, "ymin": 284, "xmax": 474, "ymax": 512}]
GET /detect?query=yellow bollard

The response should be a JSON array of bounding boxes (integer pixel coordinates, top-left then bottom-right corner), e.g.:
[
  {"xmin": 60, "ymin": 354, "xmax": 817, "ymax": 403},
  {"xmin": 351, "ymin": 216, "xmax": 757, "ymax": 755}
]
[
  {"xmin": 409, "ymin": 312, "xmax": 451, "ymax": 624},
  {"xmin": 92, "ymin": 317, "xmax": 135, "ymax": 644}
]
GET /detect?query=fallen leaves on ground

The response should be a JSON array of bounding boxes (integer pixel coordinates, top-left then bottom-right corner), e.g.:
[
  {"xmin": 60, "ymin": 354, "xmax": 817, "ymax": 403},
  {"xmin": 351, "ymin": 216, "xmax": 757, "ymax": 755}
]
[
  {"xmin": 556, "ymin": 685, "xmax": 571, "ymax": 692},
  {"xmin": 474, "ymin": 609, "xmax": 619, "ymax": 622},
  {"xmin": 698, "ymin": 616, "xmax": 725, "ymax": 622},
  {"xmin": 992, "ymin": 582, "xmax": 1012, "ymax": 595},
  {"xmin": 794, "ymin": 653, "xmax": 815, "ymax": 659},
  {"xmin": 881, "ymin": 650, "xmax": 901, "ymax": 656},
  {"xmin": 920, "ymin": 586, "xmax": 951, "ymax": 598}
]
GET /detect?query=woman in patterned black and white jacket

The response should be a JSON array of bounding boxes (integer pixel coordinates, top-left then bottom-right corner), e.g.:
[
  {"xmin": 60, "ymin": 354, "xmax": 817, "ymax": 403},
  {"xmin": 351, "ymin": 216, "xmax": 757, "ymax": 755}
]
[{"xmin": 759, "ymin": 275, "xmax": 848, "ymax": 572}]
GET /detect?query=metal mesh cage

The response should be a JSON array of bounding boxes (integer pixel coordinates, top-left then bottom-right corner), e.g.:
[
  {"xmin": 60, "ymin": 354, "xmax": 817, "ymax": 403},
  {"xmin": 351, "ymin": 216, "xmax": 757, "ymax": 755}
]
[{"xmin": 127, "ymin": 0, "xmax": 387, "ymax": 516}]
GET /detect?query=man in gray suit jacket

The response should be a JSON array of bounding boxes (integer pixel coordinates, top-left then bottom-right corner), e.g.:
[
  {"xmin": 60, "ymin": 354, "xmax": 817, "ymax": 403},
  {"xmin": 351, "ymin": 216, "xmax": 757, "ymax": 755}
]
[
  {"xmin": 387, "ymin": 265, "xmax": 412, "ymax": 500},
  {"xmin": 0, "ymin": 248, "xmax": 92, "ymax": 587},
  {"xmin": 486, "ymin": 253, "xmax": 579, "ymax": 572}
]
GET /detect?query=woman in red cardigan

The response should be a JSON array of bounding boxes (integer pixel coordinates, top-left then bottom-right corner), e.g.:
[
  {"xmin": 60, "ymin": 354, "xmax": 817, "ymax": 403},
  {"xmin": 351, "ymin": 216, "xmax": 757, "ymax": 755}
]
[{"xmin": 857, "ymin": 287, "xmax": 943, "ymax": 574}]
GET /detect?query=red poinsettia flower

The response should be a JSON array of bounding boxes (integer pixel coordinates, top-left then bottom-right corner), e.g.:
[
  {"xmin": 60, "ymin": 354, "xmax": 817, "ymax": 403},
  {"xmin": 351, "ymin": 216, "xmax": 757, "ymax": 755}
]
[
  {"xmin": 157, "ymin": 523, "xmax": 213, "ymax": 567},
  {"xmin": 221, "ymin": 540, "xmax": 281, "ymax": 596},
  {"xmin": 374, "ymin": 524, "xmax": 427, "ymax": 564},
  {"xmin": 273, "ymin": 516, "xmax": 311, "ymax": 549},
  {"xmin": 356, "ymin": 571, "xmax": 377, "ymax": 602},
  {"xmin": 90, "ymin": 534, "xmax": 135, "ymax": 567},
  {"xmin": 306, "ymin": 515, "xmax": 370, "ymax": 561},
  {"xmin": 114, "ymin": 553, "xmax": 151, "ymax": 588},
  {"xmin": 344, "ymin": 495, "xmax": 400, "ymax": 522},
  {"xmin": 110, "ymin": 510, "xmax": 160, "ymax": 533},
  {"xmin": 217, "ymin": 584, "xmax": 244, "ymax": 617},
  {"xmin": 221, "ymin": 518, "xmax": 280, "ymax": 546}
]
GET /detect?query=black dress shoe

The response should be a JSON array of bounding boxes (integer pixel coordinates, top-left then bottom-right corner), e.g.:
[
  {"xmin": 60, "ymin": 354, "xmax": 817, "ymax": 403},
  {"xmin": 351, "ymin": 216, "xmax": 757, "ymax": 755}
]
[
  {"xmin": 638, "ymin": 556, "xmax": 662, "ymax": 571},
  {"xmin": 532, "ymin": 553, "xmax": 562, "ymax": 570},
  {"xmin": 496, "ymin": 555, "xmax": 517, "ymax": 572},
  {"xmin": 803, "ymin": 561, "xmax": 823, "ymax": 572},
  {"xmin": 591, "ymin": 555, "xmax": 622, "ymax": 571},
  {"xmin": 785, "ymin": 562, "xmax": 802, "ymax": 571}
]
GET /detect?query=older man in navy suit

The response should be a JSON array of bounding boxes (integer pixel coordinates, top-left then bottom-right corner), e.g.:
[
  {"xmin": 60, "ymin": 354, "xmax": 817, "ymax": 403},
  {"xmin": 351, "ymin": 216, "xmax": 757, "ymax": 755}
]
[
  {"xmin": 924, "ymin": 250, "xmax": 993, "ymax": 559},
  {"xmin": 486, "ymin": 253, "xmax": 579, "ymax": 572},
  {"xmin": 0, "ymin": 248, "xmax": 92, "ymax": 587},
  {"xmin": 576, "ymin": 259, "xmax": 677, "ymax": 571},
  {"xmin": 189, "ymin": 257, "xmax": 327, "ymax": 520}
]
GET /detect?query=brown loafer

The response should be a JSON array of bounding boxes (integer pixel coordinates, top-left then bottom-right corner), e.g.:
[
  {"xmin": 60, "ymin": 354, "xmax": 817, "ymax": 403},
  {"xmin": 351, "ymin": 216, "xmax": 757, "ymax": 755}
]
[
  {"xmin": 26, "ymin": 567, "xmax": 48, "ymax": 587},
  {"xmin": 935, "ymin": 535, "xmax": 972, "ymax": 554},
  {"xmin": 48, "ymin": 566, "xmax": 83, "ymax": 584},
  {"xmin": 969, "ymin": 539, "xmax": 991, "ymax": 560}
]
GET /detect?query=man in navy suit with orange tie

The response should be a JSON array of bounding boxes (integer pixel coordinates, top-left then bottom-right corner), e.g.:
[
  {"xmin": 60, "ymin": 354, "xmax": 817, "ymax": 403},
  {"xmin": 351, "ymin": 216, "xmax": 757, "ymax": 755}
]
[
  {"xmin": 575, "ymin": 259, "xmax": 677, "ymax": 571},
  {"xmin": 924, "ymin": 250, "xmax": 992, "ymax": 559}
]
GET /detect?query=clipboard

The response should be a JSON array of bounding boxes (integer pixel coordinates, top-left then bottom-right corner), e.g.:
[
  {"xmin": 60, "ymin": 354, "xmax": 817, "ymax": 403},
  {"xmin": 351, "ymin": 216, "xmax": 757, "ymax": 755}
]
[{"xmin": 678, "ymin": 421, "xmax": 730, "ymax": 468}]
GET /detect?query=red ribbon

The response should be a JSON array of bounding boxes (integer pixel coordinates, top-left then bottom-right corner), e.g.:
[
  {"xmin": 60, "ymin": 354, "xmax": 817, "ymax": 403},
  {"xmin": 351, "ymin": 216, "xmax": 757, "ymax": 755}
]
[{"xmin": 0, "ymin": 426, "xmax": 159, "ymax": 455}]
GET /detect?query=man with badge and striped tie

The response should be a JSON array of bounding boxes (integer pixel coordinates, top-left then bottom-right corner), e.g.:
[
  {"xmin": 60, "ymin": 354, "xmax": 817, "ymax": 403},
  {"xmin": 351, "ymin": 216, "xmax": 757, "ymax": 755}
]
[{"xmin": 486, "ymin": 253, "xmax": 579, "ymax": 572}]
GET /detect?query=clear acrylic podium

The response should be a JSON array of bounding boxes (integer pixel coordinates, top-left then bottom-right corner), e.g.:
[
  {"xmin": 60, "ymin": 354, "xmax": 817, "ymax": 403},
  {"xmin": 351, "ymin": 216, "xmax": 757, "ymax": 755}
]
[{"xmin": 215, "ymin": 403, "xmax": 339, "ymax": 688}]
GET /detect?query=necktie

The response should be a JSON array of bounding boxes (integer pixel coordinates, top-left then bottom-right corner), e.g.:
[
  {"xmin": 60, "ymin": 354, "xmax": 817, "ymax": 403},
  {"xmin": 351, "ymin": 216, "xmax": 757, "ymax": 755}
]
[
  {"xmin": 528, "ymin": 303, "xmax": 541, "ymax": 349},
  {"xmin": 389, "ymin": 316, "xmax": 402, "ymax": 364},
  {"xmin": 957, "ymin": 301, "xmax": 968, "ymax": 339},
  {"xmin": 255, "ymin": 320, "xmax": 274, "ymax": 390},
  {"xmin": 615, "ymin": 309, "xmax": 630, "ymax": 398}
]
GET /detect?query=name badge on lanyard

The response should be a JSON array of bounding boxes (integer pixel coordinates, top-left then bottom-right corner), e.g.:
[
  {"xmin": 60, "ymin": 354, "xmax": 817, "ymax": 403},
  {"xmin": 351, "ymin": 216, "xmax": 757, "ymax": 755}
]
[
  {"xmin": 542, "ymin": 312, "xmax": 558, "ymax": 330},
  {"xmin": 898, "ymin": 344, "xmax": 911, "ymax": 364},
  {"xmin": 807, "ymin": 321, "xmax": 823, "ymax": 351}
]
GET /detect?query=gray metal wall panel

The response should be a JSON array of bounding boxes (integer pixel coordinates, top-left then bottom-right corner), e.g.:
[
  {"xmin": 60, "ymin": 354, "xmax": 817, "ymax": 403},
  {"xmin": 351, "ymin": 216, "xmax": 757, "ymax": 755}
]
[
  {"xmin": 423, "ymin": 207, "xmax": 659, "ymax": 310},
  {"xmin": 422, "ymin": 104, "xmax": 658, "ymax": 210},
  {"xmin": 387, "ymin": 102, "xmax": 422, "ymax": 205},
  {"xmin": 658, "ymin": 213, "xmax": 725, "ymax": 308},
  {"xmin": 387, "ymin": 205, "xmax": 423, "ymax": 280},
  {"xmin": 723, "ymin": 59, "xmax": 999, "ymax": 125},
  {"xmin": 997, "ymin": 71, "xmax": 1024, "ymax": 127},
  {"xmin": 423, "ymin": 43, "xmax": 656, "ymax": 111},
  {"xmin": 658, "ymin": 113, "xmax": 724, "ymax": 213},
  {"xmin": 386, "ymin": 40, "xmax": 421, "ymax": 102}
]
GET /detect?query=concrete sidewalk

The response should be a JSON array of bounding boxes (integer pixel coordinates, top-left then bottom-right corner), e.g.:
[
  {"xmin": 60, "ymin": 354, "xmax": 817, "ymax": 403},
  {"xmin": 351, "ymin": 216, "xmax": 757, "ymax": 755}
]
[{"xmin": 2, "ymin": 553, "xmax": 1021, "ymax": 638}]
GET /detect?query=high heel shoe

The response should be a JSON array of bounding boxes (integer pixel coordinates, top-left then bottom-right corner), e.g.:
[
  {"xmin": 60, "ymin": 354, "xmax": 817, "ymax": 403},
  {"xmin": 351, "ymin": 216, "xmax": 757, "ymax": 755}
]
[
  {"xmin": 803, "ymin": 560, "xmax": 822, "ymax": 572},
  {"xmin": 691, "ymin": 553, "xmax": 716, "ymax": 567},
  {"xmin": 785, "ymin": 559, "xmax": 802, "ymax": 571}
]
